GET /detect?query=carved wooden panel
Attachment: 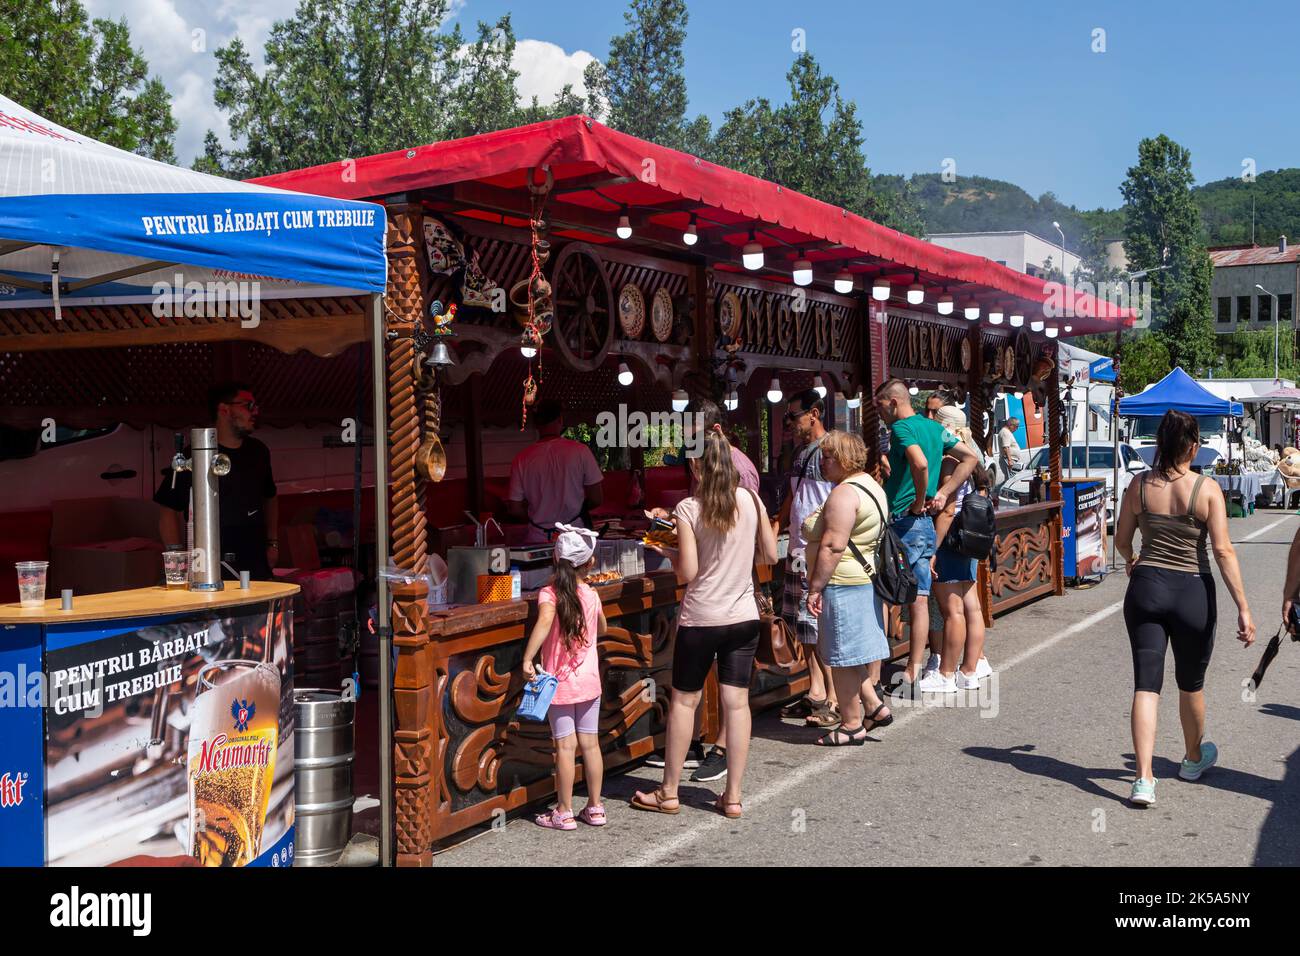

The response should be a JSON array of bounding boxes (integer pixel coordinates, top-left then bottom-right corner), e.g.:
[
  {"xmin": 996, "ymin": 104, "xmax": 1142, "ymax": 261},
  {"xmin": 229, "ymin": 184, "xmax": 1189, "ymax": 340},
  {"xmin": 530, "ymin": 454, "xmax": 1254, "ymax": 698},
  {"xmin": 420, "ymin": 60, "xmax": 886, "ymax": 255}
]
[
  {"xmin": 986, "ymin": 504, "xmax": 1061, "ymax": 616},
  {"xmin": 886, "ymin": 313, "xmax": 970, "ymax": 384},
  {"xmin": 716, "ymin": 274, "xmax": 859, "ymax": 363}
]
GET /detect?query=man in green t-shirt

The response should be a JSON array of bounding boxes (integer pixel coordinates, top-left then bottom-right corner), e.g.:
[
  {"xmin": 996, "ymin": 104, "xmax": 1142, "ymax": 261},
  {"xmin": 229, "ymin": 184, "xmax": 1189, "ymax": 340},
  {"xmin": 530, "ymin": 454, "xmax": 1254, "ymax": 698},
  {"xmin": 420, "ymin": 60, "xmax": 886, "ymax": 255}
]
[{"xmin": 874, "ymin": 379, "xmax": 979, "ymax": 685}]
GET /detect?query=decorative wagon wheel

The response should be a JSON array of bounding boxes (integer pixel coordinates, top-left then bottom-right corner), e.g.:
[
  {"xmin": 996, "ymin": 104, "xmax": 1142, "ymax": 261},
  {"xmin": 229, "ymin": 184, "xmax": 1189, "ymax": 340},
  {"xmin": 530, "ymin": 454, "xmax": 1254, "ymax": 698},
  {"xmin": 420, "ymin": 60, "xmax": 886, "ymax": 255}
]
[
  {"xmin": 549, "ymin": 242, "xmax": 616, "ymax": 372},
  {"xmin": 1013, "ymin": 329, "xmax": 1033, "ymax": 385}
]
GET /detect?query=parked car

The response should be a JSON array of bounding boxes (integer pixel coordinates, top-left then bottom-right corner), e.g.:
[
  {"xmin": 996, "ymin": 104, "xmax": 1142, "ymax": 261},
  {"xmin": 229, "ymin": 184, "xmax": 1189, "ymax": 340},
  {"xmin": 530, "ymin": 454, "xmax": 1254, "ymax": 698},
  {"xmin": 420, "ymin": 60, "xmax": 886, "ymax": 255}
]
[{"xmin": 998, "ymin": 442, "xmax": 1148, "ymax": 527}]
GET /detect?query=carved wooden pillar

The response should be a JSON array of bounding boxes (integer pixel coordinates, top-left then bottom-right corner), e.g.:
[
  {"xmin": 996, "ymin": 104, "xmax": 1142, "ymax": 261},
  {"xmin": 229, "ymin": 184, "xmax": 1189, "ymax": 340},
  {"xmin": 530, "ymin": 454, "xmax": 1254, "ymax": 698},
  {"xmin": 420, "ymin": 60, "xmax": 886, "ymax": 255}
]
[
  {"xmin": 690, "ymin": 263, "xmax": 714, "ymax": 398},
  {"xmin": 384, "ymin": 200, "xmax": 433, "ymax": 866},
  {"xmin": 864, "ymin": 301, "xmax": 890, "ymax": 481},
  {"xmin": 968, "ymin": 326, "xmax": 990, "ymax": 455}
]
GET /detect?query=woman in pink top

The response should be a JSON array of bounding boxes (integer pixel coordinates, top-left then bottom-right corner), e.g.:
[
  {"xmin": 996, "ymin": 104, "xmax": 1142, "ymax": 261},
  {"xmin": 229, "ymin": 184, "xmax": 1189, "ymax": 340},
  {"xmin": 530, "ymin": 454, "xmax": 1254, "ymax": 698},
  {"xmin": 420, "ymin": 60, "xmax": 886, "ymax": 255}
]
[
  {"xmin": 522, "ymin": 524, "xmax": 609, "ymax": 830},
  {"xmin": 633, "ymin": 431, "xmax": 778, "ymax": 819}
]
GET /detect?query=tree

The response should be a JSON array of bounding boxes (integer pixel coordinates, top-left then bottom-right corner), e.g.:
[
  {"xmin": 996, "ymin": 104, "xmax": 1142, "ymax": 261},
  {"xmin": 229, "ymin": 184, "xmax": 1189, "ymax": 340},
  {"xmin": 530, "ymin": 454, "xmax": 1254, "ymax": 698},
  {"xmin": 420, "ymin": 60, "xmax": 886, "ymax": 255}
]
[
  {"xmin": 1120, "ymin": 135, "xmax": 1216, "ymax": 375},
  {"xmin": 1117, "ymin": 332, "xmax": 1171, "ymax": 396},
  {"xmin": 583, "ymin": 0, "xmax": 690, "ymax": 149},
  {"xmin": 707, "ymin": 54, "xmax": 922, "ymax": 234},
  {"xmin": 0, "ymin": 0, "xmax": 176, "ymax": 161},
  {"xmin": 204, "ymin": 2, "xmax": 577, "ymax": 178}
]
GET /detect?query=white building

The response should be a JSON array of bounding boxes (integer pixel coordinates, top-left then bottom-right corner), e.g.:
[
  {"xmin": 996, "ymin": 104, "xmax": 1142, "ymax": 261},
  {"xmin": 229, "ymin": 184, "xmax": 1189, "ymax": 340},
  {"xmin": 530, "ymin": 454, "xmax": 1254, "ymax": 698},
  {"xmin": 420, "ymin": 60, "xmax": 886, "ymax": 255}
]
[{"xmin": 927, "ymin": 230, "xmax": 1082, "ymax": 280}]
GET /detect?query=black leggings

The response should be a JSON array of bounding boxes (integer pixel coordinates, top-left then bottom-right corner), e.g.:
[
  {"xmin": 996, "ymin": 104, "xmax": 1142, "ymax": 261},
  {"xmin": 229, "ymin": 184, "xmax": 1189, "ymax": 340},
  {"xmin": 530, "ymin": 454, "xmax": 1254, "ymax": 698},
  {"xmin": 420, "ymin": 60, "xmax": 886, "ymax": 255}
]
[
  {"xmin": 1123, "ymin": 565, "xmax": 1216, "ymax": 693},
  {"xmin": 672, "ymin": 621, "xmax": 760, "ymax": 692}
]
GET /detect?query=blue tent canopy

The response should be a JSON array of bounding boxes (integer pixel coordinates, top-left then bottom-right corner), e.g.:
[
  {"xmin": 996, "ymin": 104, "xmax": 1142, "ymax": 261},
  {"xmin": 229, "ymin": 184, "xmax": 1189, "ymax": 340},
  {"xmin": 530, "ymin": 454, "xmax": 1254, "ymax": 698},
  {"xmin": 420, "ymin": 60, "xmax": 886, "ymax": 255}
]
[{"xmin": 1117, "ymin": 367, "xmax": 1244, "ymax": 418}]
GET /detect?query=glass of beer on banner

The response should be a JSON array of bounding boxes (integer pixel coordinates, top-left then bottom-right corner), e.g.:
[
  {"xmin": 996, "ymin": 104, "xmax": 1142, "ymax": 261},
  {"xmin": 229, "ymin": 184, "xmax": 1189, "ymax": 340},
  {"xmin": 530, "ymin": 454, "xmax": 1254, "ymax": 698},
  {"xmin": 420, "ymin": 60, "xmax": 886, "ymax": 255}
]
[{"xmin": 187, "ymin": 660, "xmax": 280, "ymax": 866}]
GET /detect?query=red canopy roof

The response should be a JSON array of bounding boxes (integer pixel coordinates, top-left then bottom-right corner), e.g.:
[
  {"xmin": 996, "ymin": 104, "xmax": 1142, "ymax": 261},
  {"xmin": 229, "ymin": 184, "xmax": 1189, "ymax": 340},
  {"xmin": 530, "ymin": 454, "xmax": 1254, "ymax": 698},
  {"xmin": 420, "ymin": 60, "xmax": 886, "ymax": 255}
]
[{"xmin": 254, "ymin": 115, "xmax": 1133, "ymax": 333}]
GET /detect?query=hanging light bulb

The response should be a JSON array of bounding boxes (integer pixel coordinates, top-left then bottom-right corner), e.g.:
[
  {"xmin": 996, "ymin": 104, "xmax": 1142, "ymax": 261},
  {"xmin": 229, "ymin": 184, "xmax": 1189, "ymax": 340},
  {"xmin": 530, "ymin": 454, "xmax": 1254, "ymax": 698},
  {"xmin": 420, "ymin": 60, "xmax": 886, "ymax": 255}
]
[
  {"xmin": 846, "ymin": 391, "xmax": 862, "ymax": 409},
  {"xmin": 1064, "ymin": 324, "xmax": 1073, "ymax": 333},
  {"xmin": 1034, "ymin": 408, "xmax": 1042, "ymax": 420},
  {"xmin": 1030, "ymin": 319, "xmax": 1045, "ymax": 332},
  {"xmin": 671, "ymin": 389, "xmax": 689, "ymax": 412},
  {"xmin": 908, "ymin": 385, "xmax": 920, "ymax": 396},
  {"xmin": 742, "ymin": 229, "xmax": 764, "ymax": 270},
  {"xmin": 1045, "ymin": 325, "xmax": 1059, "ymax": 338},
  {"xmin": 988, "ymin": 302, "xmax": 1005, "ymax": 324},
  {"xmin": 1014, "ymin": 391, "xmax": 1024, "ymax": 400},
  {"xmin": 963, "ymin": 301, "xmax": 981, "ymax": 320},
  {"xmin": 617, "ymin": 362, "xmax": 633, "ymax": 386},
  {"xmin": 682, "ymin": 214, "xmax": 698, "ymax": 246},
  {"xmin": 724, "ymin": 390, "xmax": 739, "ymax": 411},
  {"xmin": 906, "ymin": 270, "xmax": 924, "ymax": 305},
  {"xmin": 834, "ymin": 270, "xmax": 854, "ymax": 294},
  {"xmin": 766, "ymin": 377, "xmax": 783, "ymax": 403},
  {"xmin": 616, "ymin": 206, "xmax": 632, "ymax": 240},
  {"xmin": 520, "ymin": 330, "xmax": 539, "ymax": 358},
  {"xmin": 872, "ymin": 276, "xmax": 890, "ymax": 301},
  {"xmin": 1009, "ymin": 311, "xmax": 1024, "ymax": 328},
  {"xmin": 937, "ymin": 290, "xmax": 954, "ymax": 315},
  {"xmin": 812, "ymin": 374, "xmax": 827, "ymax": 398},
  {"xmin": 792, "ymin": 250, "xmax": 813, "ymax": 287}
]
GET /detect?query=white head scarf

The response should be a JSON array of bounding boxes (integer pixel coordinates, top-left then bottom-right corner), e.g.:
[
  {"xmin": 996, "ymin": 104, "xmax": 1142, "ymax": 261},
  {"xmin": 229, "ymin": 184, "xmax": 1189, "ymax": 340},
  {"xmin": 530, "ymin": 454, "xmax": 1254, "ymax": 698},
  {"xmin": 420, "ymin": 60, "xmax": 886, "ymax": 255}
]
[{"xmin": 554, "ymin": 523, "xmax": 598, "ymax": 566}]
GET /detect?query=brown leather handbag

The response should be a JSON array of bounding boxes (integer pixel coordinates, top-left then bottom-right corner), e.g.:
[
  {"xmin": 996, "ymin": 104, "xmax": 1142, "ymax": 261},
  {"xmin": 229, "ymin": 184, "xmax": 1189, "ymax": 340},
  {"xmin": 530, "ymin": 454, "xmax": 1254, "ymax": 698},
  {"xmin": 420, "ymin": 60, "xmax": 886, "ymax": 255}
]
[{"xmin": 747, "ymin": 489, "xmax": 797, "ymax": 669}]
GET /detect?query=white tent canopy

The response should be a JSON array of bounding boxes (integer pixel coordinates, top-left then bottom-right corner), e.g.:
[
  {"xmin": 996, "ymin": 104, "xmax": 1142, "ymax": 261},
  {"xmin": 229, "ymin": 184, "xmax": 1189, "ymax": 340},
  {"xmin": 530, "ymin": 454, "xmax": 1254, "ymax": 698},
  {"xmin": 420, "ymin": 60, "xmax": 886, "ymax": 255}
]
[{"xmin": 0, "ymin": 94, "xmax": 387, "ymax": 308}]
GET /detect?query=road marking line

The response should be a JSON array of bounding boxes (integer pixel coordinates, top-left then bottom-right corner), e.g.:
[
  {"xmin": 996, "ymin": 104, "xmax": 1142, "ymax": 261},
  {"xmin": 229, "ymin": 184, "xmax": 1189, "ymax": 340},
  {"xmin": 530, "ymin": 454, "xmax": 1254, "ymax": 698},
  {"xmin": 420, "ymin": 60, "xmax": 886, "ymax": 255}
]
[
  {"xmin": 621, "ymin": 600, "xmax": 1125, "ymax": 868},
  {"xmin": 1242, "ymin": 514, "xmax": 1296, "ymax": 541}
]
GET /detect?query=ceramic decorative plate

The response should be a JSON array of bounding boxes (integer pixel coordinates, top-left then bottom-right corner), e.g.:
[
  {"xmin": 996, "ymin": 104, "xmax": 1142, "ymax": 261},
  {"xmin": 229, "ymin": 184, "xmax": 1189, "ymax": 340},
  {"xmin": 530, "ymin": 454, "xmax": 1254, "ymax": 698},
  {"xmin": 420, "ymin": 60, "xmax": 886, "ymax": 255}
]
[
  {"xmin": 718, "ymin": 291, "xmax": 742, "ymax": 339},
  {"xmin": 618, "ymin": 283, "xmax": 645, "ymax": 339},
  {"xmin": 960, "ymin": 338, "xmax": 972, "ymax": 372},
  {"xmin": 652, "ymin": 287, "xmax": 675, "ymax": 342},
  {"xmin": 1002, "ymin": 345, "xmax": 1016, "ymax": 380}
]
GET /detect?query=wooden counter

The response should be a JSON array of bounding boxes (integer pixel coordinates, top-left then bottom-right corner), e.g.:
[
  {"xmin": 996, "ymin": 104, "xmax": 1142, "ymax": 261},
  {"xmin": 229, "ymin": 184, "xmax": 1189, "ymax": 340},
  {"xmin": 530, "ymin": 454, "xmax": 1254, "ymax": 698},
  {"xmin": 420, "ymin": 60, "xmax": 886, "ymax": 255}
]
[
  {"xmin": 0, "ymin": 581, "xmax": 300, "ymax": 626},
  {"xmin": 405, "ymin": 568, "xmax": 807, "ymax": 845},
  {"xmin": 978, "ymin": 500, "xmax": 1064, "ymax": 625}
]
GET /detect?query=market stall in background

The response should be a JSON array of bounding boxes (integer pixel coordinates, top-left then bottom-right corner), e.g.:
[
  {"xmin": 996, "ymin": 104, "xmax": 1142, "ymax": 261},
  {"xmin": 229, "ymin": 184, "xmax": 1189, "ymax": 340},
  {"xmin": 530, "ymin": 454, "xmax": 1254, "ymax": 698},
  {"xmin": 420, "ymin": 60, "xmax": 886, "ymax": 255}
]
[{"xmin": 258, "ymin": 115, "xmax": 1134, "ymax": 861}]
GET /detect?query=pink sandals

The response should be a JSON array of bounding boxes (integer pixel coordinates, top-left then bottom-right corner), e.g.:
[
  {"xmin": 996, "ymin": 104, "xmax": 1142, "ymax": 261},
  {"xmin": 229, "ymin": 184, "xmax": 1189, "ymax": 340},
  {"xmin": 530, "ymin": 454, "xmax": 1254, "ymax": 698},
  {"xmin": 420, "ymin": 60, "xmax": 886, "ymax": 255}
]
[
  {"xmin": 533, "ymin": 808, "xmax": 576, "ymax": 830},
  {"xmin": 534, "ymin": 804, "xmax": 607, "ymax": 829}
]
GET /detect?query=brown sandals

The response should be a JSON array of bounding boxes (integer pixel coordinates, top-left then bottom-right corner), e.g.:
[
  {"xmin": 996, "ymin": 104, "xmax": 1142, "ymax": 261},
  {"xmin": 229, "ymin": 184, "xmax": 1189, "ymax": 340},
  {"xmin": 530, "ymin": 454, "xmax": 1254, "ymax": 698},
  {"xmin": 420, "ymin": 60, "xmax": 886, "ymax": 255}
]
[
  {"xmin": 630, "ymin": 788, "xmax": 680, "ymax": 814},
  {"xmin": 712, "ymin": 796, "xmax": 743, "ymax": 819}
]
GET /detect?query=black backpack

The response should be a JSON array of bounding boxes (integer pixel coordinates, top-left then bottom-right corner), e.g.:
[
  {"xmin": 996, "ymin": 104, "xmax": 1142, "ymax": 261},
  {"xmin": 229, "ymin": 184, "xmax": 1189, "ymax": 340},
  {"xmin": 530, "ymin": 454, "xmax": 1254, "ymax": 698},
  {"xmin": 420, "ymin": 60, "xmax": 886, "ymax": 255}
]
[
  {"xmin": 845, "ymin": 482, "xmax": 918, "ymax": 606},
  {"xmin": 945, "ymin": 491, "xmax": 996, "ymax": 561}
]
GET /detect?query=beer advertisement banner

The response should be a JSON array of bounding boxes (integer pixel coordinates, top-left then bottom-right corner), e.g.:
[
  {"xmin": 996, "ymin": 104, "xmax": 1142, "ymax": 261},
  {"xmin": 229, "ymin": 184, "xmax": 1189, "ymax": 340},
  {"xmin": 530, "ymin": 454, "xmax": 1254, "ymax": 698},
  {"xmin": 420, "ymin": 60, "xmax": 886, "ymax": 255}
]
[
  {"xmin": 1074, "ymin": 483, "xmax": 1108, "ymax": 580},
  {"xmin": 42, "ymin": 598, "xmax": 295, "ymax": 867}
]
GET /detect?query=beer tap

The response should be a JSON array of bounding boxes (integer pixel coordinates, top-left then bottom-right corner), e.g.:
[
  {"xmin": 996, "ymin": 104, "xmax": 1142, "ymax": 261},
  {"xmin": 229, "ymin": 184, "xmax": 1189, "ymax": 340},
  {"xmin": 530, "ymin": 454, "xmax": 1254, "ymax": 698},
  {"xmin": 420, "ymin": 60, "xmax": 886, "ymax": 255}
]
[{"xmin": 175, "ymin": 427, "xmax": 231, "ymax": 592}]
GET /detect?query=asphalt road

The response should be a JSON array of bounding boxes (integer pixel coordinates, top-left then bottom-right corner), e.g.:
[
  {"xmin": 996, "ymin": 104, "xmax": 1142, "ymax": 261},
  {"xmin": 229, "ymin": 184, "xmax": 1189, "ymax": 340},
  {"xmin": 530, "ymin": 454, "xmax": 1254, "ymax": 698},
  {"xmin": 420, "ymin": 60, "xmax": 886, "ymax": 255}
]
[{"xmin": 438, "ymin": 508, "xmax": 1300, "ymax": 867}]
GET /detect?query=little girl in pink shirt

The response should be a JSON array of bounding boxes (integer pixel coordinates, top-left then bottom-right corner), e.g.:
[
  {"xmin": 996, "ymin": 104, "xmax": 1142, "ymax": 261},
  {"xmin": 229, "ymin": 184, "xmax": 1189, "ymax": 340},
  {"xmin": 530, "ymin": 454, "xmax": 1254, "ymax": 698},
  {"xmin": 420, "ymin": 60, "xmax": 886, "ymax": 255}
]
[{"xmin": 522, "ymin": 524, "xmax": 608, "ymax": 830}]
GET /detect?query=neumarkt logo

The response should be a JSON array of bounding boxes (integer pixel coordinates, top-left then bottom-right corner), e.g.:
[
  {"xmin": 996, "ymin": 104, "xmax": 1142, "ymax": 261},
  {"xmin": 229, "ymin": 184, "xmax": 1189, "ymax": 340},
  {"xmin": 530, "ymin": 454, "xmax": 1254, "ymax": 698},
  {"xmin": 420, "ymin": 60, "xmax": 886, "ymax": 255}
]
[{"xmin": 50, "ymin": 886, "xmax": 152, "ymax": 936}]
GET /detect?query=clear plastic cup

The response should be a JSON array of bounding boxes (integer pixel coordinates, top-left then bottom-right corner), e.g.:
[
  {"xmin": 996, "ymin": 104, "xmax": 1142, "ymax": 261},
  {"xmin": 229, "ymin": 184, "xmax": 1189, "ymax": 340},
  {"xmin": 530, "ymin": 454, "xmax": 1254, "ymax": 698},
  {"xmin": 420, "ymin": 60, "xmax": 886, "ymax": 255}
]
[
  {"xmin": 163, "ymin": 550, "xmax": 190, "ymax": 589},
  {"xmin": 16, "ymin": 561, "xmax": 49, "ymax": 608}
]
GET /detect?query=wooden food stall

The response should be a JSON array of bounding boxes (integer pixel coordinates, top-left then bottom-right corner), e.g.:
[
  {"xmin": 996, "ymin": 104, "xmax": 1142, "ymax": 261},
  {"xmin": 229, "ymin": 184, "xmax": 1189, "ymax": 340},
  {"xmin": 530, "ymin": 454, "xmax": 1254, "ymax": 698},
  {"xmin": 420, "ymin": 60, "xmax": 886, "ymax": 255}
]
[{"xmin": 256, "ymin": 115, "xmax": 1135, "ymax": 861}]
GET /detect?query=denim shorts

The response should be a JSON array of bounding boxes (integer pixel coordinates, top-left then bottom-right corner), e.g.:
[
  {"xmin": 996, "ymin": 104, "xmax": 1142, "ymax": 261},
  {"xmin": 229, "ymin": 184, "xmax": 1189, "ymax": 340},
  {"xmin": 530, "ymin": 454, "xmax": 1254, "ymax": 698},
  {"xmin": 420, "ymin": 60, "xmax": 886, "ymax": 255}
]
[
  {"xmin": 817, "ymin": 583, "xmax": 890, "ymax": 667},
  {"xmin": 891, "ymin": 512, "xmax": 936, "ymax": 596},
  {"xmin": 933, "ymin": 545, "xmax": 977, "ymax": 584}
]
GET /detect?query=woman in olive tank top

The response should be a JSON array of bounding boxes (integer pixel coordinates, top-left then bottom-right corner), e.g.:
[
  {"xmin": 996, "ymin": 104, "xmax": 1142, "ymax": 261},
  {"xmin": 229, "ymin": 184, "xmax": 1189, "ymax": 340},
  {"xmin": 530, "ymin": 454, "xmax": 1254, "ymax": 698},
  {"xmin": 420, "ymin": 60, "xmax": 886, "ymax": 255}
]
[{"xmin": 1115, "ymin": 410, "xmax": 1255, "ymax": 808}]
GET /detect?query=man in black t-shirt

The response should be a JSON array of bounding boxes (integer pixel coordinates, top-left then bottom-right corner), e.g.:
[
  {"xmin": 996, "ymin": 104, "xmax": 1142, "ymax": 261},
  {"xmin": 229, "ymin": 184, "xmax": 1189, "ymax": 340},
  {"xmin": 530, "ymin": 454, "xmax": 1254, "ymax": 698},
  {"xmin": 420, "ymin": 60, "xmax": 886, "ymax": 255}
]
[{"xmin": 154, "ymin": 382, "xmax": 279, "ymax": 580}]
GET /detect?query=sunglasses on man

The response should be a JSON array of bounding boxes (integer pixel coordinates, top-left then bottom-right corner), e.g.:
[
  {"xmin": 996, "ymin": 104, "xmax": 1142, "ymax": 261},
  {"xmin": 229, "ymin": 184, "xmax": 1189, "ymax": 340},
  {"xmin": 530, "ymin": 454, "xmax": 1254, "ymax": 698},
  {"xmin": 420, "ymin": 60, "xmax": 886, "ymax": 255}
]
[{"xmin": 224, "ymin": 399, "xmax": 259, "ymax": 414}]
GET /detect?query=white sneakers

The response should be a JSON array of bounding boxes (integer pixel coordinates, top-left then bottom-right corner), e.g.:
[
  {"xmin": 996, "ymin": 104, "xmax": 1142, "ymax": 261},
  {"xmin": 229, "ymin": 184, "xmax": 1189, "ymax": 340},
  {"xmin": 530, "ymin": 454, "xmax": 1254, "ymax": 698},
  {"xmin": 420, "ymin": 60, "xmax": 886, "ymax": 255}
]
[
  {"xmin": 917, "ymin": 671, "xmax": 957, "ymax": 694},
  {"xmin": 918, "ymin": 655, "xmax": 993, "ymax": 693}
]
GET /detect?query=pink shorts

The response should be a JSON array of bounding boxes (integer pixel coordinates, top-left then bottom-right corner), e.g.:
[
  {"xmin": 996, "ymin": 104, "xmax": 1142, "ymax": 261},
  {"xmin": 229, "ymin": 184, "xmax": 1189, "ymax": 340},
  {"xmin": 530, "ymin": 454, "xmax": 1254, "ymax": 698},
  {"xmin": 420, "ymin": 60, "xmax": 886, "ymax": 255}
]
[{"xmin": 547, "ymin": 697, "xmax": 601, "ymax": 739}]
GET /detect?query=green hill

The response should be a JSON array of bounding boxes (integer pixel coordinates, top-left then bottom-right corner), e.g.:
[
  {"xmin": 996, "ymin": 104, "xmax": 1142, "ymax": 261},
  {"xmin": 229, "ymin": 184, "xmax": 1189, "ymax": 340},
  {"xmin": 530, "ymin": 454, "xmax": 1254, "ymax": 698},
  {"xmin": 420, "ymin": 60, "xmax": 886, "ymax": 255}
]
[{"xmin": 904, "ymin": 169, "xmax": 1300, "ymax": 250}]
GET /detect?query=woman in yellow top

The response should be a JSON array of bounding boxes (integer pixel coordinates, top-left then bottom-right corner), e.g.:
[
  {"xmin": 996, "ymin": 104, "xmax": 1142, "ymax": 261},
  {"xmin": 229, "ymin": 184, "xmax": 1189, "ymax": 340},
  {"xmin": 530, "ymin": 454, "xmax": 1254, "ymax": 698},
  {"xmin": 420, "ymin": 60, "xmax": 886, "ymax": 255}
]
[{"xmin": 804, "ymin": 431, "xmax": 894, "ymax": 745}]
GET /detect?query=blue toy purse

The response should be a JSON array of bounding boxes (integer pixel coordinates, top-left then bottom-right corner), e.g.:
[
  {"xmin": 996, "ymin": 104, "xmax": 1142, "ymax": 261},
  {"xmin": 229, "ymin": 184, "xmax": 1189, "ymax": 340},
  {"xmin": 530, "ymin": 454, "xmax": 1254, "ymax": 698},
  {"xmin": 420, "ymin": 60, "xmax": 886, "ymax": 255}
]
[{"xmin": 516, "ymin": 670, "xmax": 559, "ymax": 722}]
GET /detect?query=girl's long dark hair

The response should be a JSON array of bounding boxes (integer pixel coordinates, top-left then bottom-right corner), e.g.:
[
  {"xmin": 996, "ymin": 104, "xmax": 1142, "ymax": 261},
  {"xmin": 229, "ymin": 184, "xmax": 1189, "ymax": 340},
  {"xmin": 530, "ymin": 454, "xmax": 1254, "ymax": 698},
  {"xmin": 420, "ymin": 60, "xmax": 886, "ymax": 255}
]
[
  {"xmin": 551, "ymin": 557, "xmax": 588, "ymax": 652},
  {"xmin": 1153, "ymin": 409, "xmax": 1200, "ymax": 479}
]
